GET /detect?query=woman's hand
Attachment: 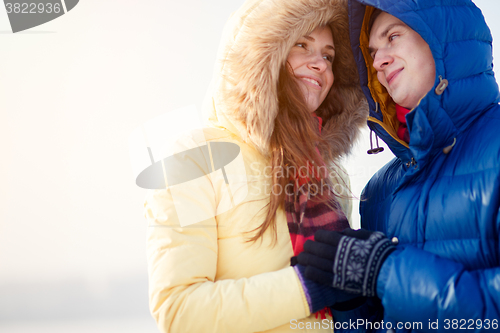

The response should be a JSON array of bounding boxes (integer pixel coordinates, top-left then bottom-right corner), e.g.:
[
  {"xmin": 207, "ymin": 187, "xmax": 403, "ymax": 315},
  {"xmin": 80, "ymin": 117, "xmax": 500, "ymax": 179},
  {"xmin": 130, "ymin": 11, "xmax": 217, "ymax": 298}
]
[
  {"xmin": 293, "ymin": 263, "xmax": 365, "ymax": 313},
  {"xmin": 297, "ymin": 228, "xmax": 396, "ymax": 297}
]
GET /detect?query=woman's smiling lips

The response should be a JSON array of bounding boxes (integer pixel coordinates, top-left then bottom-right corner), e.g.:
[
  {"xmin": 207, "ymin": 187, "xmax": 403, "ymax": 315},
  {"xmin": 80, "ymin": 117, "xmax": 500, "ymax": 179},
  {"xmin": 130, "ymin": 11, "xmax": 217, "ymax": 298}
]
[{"xmin": 297, "ymin": 76, "xmax": 323, "ymax": 90}]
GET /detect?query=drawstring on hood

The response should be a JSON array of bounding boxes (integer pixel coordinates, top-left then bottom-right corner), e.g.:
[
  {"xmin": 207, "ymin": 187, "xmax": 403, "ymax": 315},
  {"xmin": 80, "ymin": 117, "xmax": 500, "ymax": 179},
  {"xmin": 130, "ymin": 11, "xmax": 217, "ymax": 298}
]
[
  {"xmin": 435, "ymin": 75, "xmax": 449, "ymax": 96},
  {"xmin": 442, "ymin": 137, "xmax": 456, "ymax": 155},
  {"xmin": 367, "ymin": 129, "xmax": 384, "ymax": 154}
]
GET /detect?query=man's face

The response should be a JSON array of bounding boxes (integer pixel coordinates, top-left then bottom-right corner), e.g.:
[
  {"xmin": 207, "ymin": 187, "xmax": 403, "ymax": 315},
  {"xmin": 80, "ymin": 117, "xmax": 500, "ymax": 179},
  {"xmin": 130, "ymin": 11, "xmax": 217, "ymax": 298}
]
[{"xmin": 369, "ymin": 12, "xmax": 435, "ymax": 109}]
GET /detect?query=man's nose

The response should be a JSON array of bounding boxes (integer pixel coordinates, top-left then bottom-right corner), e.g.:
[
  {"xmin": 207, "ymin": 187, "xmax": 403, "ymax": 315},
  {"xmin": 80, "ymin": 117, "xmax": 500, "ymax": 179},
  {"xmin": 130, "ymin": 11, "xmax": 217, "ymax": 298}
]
[{"xmin": 373, "ymin": 50, "xmax": 393, "ymax": 71}]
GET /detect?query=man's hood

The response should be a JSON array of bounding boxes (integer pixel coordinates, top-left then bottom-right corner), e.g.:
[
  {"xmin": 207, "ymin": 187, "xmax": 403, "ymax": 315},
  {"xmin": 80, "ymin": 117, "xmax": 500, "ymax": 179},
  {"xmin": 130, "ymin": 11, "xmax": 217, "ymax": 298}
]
[
  {"xmin": 349, "ymin": 0, "xmax": 500, "ymax": 165},
  {"xmin": 202, "ymin": 0, "xmax": 368, "ymax": 160}
]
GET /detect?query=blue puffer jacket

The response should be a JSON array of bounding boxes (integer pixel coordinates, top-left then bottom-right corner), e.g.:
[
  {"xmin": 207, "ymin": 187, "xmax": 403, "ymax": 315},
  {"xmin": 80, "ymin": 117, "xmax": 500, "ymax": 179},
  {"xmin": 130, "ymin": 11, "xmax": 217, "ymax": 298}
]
[{"xmin": 332, "ymin": 0, "xmax": 500, "ymax": 332}]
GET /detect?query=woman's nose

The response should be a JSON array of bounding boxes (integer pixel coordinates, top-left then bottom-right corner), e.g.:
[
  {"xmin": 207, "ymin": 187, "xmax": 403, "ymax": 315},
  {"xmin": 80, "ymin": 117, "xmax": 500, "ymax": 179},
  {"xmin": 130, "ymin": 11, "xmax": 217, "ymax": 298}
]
[{"xmin": 307, "ymin": 54, "xmax": 328, "ymax": 72}]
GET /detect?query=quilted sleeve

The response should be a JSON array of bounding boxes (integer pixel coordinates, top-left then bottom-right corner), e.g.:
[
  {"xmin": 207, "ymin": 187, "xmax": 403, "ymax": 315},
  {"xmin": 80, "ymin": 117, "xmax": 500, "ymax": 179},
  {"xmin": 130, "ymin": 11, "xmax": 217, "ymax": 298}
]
[{"xmin": 376, "ymin": 245, "xmax": 500, "ymax": 331}]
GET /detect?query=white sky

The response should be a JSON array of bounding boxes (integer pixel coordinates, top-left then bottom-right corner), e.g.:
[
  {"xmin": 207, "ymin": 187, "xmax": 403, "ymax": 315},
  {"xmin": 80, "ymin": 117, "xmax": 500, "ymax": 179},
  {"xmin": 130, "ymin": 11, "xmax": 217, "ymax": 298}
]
[{"xmin": 0, "ymin": 0, "xmax": 498, "ymax": 324}]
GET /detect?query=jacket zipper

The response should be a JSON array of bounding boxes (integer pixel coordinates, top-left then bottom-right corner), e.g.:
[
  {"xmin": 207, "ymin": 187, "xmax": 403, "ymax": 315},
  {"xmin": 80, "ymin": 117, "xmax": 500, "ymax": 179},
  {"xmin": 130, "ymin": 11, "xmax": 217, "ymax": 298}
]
[{"xmin": 405, "ymin": 157, "xmax": 417, "ymax": 168}]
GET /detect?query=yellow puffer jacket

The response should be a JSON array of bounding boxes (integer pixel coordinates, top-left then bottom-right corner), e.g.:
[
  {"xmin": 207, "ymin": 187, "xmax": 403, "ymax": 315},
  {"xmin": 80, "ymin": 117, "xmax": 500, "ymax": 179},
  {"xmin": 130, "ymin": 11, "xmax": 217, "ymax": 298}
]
[{"xmin": 145, "ymin": 0, "xmax": 367, "ymax": 332}]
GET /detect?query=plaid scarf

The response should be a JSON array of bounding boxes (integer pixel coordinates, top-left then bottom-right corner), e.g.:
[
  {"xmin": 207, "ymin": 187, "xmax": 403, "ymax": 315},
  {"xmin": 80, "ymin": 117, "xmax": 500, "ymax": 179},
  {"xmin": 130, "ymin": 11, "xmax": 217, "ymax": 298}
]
[{"xmin": 286, "ymin": 115, "xmax": 350, "ymax": 319}]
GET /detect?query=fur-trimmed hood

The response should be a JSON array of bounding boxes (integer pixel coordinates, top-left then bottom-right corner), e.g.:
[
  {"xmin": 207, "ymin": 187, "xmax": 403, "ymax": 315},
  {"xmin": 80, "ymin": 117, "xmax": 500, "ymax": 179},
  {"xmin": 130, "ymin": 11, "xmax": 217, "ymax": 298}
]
[{"xmin": 202, "ymin": 0, "xmax": 368, "ymax": 160}]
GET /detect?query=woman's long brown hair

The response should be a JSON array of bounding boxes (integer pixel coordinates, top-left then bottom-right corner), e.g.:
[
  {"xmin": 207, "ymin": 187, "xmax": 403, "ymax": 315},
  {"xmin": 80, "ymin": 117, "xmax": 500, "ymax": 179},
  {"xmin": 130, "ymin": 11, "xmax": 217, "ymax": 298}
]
[{"xmin": 247, "ymin": 31, "xmax": 347, "ymax": 243}]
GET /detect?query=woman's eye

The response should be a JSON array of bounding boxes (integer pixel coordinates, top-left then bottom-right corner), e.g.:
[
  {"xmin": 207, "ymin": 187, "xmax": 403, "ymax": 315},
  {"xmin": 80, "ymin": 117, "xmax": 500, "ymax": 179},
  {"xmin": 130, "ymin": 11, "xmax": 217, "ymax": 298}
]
[
  {"xmin": 323, "ymin": 55, "xmax": 334, "ymax": 63},
  {"xmin": 295, "ymin": 42, "xmax": 306, "ymax": 48}
]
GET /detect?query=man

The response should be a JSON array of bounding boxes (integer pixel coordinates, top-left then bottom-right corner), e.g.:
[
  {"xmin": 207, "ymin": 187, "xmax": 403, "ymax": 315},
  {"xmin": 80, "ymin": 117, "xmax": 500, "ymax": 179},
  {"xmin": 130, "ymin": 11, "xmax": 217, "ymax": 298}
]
[{"xmin": 297, "ymin": 0, "xmax": 500, "ymax": 331}]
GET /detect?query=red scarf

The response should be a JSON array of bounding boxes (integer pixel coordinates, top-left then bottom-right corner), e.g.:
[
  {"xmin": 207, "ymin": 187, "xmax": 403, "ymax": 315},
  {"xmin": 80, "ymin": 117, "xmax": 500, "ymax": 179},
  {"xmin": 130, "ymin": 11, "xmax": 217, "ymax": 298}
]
[
  {"xmin": 396, "ymin": 104, "xmax": 411, "ymax": 143},
  {"xmin": 285, "ymin": 114, "xmax": 350, "ymax": 319}
]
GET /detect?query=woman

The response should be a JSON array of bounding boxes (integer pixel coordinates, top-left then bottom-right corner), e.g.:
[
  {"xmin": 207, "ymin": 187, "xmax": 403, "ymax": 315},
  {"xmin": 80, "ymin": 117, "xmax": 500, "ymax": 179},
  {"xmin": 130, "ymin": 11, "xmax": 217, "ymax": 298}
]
[{"xmin": 145, "ymin": 0, "xmax": 367, "ymax": 332}]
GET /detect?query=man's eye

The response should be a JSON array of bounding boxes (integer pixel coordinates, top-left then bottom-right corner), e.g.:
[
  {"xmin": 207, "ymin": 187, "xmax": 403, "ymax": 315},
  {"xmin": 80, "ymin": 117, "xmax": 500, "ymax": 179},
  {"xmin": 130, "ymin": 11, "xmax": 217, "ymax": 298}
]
[{"xmin": 389, "ymin": 34, "xmax": 398, "ymax": 41}]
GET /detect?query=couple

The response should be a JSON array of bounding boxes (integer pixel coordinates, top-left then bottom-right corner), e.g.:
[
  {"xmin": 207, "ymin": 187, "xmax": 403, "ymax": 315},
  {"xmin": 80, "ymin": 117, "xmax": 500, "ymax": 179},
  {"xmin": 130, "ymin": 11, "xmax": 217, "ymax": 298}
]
[{"xmin": 145, "ymin": 0, "xmax": 500, "ymax": 332}]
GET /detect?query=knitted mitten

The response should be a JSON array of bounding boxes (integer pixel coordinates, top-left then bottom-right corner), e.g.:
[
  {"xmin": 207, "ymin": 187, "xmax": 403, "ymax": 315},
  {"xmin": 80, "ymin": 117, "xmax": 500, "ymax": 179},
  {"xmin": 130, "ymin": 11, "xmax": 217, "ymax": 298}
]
[{"xmin": 297, "ymin": 228, "xmax": 396, "ymax": 297}]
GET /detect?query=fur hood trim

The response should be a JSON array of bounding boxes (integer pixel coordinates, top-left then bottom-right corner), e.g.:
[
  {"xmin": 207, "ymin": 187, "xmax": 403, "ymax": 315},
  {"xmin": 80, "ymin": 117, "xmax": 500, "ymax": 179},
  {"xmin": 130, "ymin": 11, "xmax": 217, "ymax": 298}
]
[{"xmin": 203, "ymin": 0, "xmax": 368, "ymax": 159}]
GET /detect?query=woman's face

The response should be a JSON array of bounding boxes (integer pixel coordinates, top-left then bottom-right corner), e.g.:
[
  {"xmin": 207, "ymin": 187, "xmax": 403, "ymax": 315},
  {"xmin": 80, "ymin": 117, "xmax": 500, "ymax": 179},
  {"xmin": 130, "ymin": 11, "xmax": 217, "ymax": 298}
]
[{"xmin": 286, "ymin": 26, "xmax": 335, "ymax": 112}]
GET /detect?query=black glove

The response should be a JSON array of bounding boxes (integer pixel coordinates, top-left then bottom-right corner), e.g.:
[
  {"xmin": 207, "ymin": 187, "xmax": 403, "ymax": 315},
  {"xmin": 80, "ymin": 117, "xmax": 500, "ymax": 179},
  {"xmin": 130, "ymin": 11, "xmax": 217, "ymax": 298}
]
[
  {"xmin": 293, "ymin": 264, "xmax": 362, "ymax": 313},
  {"xmin": 297, "ymin": 228, "xmax": 396, "ymax": 297}
]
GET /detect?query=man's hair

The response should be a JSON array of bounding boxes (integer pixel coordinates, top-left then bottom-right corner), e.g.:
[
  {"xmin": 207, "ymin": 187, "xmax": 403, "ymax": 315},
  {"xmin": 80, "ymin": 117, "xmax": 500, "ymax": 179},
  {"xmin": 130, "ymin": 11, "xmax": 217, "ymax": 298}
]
[{"xmin": 368, "ymin": 8, "xmax": 383, "ymax": 35}]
